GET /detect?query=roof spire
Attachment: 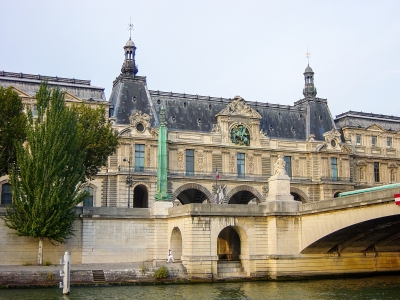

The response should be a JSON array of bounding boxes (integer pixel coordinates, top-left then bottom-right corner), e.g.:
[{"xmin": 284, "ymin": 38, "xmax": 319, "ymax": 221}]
[
  {"xmin": 127, "ymin": 17, "xmax": 134, "ymax": 40},
  {"xmin": 303, "ymin": 49, "xmax": 317, "ymax": 98},
  {"xmin": 121, "ymin": 19, "xmax": 138, "ymax": 76},
  {"xmin": 305, "ymin": 48, "xmax": 311, "ymax": 65}
]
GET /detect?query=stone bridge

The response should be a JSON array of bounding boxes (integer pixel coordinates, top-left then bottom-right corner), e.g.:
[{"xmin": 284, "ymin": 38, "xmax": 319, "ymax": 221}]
[{"xmin": 299, "ymin": 187, "xmax": 400, "ymax": 254}]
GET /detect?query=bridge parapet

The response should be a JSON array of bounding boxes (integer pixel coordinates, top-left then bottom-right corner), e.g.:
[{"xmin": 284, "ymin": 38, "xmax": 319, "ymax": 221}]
[{"xmin": 299, "ymin": 186, "xmax": 398, "ymax": 215}]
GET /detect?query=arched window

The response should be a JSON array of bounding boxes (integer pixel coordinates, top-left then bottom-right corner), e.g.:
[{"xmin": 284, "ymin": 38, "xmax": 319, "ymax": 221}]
[
  {"xmin": 83, "ymin": 186, "xmax": 94, "ymax": 207},
  {"xmin": 1, "ymin": 183, "xmax": 12, "ymax": 205}
]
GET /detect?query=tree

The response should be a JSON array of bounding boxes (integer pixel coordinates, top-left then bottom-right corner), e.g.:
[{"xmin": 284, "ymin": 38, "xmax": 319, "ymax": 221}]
[
  {"xmin": 0, "ymin": 87, "xmax": 27, "ymax": 176},
  {"xmin": 71, "ymin": 103, "xmax": 119, "ymax": 179},
  {"xmin": 4, "ymin": 83, "xmax": 88, "ymax": 265}
]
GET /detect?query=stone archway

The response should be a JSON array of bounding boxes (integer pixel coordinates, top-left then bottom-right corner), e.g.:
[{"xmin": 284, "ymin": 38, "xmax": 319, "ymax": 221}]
[
  {"xmin": 217, "ymin": 226, "xmax": 241, "ymax": 261},
  {"xmin": 333, "ymin": 190, "xmax": 343, "ymax": 198},
  {"xmin": 225, "ymin": 185, "xmax": 263, "ymax": 204},
  {"xmin": 171, "ymin": 183, "xmax": 213, "ymax": 205},
  {"xmin": 132, "ymin": 183, "xmax": 149, "ymax": 208},
  {"xmin": 170, "ymin": 227, "xmax": 182, "ymax": 261},
  {"xmin": 290, "ymin": 187, "xmax": 309, "ymax": 203}
]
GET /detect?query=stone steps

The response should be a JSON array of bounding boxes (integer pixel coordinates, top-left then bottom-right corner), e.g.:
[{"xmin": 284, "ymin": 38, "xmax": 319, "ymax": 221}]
[{"xmin": 217, "ymin": 261, "xmax": 246, "ymax": 278}]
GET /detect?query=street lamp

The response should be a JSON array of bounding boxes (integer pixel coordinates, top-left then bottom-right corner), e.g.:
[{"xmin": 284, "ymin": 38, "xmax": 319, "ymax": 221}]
[{"xmin": 123, "ymin": 157, "xmax": 133, "ymax": 208}]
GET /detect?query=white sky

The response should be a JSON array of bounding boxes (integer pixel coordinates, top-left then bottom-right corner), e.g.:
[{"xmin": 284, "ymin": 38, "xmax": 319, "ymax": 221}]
[{"xmin": 1, "ymin": 0, "xmax": 399, "ymax": 118}]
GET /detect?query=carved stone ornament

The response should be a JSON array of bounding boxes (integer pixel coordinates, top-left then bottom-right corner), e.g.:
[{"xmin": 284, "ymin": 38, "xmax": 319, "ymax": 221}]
[
  {"xmin": 323, "ymin": 129, "xmax": 341, "ymax": 150},
  {"xmin": 262, "ymin": 185, "xmax": 269, "ymax": 197},
  {"xmin": 230, "ymin": 124, "xmax": 250, "ymax": 146},
  {"xmin": 217, "ymin": 95, "xmax": 262, "ymax": 119},
  {"xmin": 129, "ymin": 110, "xmax": 151, "ymax": 130},
  {"xmin": 211, "ymin": 124, "xmax": 221, "ymax": 133},
  {"xmin": 177, "ymin": 151, "xmax": 184, "ymax": 170},
  {"xmin": 149, "ymin": 128, "xmax": 159, "ymax": 138}
]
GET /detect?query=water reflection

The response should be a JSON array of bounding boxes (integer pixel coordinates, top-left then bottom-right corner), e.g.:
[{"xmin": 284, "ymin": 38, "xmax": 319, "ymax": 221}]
[{"xmin": 0, "ymin": 275, "xmax": 399, "ymax": 300}]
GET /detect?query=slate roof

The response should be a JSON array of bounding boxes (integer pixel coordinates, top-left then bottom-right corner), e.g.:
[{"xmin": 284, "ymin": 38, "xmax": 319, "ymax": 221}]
[
  {"xmin": 335, "ymin": 111, "xmax": 400, "ymax": 132},
  {"xmin": 109, "ymin": 73, "xmax": 335, "ymax": 141},
  {"xmin": 0, "ymin": 71, "xmax": 106, "ymax": 102}
]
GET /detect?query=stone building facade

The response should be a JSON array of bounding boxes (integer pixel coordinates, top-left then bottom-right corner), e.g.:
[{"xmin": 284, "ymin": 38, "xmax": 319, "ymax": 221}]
[{"xmin": 0, "ymin": 37, "xmax": 399, "ymax": 279}]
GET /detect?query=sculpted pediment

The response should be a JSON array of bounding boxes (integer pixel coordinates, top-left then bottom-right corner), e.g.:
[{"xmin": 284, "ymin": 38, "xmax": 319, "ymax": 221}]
[
  {"xmin": 366, "ymin": 124, "xmax": 385, "ymax": 132},
  {"xmin": 64, "ymin": 91, "xmax": 82, "ymax": 102},
  {"xmin": 217, "ymin": 95, "xmax": 261, "ymax": 119},
  {"xmin": 9, "ymin": 86, "xmax": 30, "ymax": 98}
]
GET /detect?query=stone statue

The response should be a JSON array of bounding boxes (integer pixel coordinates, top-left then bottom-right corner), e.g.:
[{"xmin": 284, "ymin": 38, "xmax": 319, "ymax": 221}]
[
  {"xmin": 215, "ymin": 184, "xmax": 226, "ymax": 204},
  {"xmin": 274, "ymin": 155, "xmax": 287, "ymax": 176}
]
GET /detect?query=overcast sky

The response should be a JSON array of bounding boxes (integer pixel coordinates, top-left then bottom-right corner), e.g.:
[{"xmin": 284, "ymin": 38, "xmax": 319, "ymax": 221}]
[{"xmin": 1, "ymin": 0, "xmax": 399, "ymax": 118}]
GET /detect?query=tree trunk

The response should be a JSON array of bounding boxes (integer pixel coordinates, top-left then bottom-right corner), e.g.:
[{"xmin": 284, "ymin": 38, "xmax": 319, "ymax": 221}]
[{"xmin": 38, "ymin": 237, "xmax": 43, "ymax": 265}]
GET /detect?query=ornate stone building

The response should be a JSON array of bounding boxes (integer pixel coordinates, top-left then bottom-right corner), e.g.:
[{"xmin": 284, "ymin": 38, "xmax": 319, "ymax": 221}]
[
  {"xmin": 1, "ymin": 37, "xmax": 399, "ymax": 208},
  {"xmin": 0, "ymin": 37, "xmax": 399, "ymax": 279}
]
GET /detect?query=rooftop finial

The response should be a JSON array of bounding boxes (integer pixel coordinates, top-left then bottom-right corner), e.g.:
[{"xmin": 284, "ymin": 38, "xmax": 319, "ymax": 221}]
[
  {"xmin": 127, "ymin": 17, "xmax": 134, "ymax": 40},
  {"xmin": 305, "ymin": 48, "xmax": 311, "ymax": 65}
]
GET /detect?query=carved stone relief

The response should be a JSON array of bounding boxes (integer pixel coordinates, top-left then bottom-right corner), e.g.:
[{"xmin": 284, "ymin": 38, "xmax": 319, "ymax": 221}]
[
  {"xmin": 197, "ymin": 152, "xmax": 204, "ymax": 171},
  {"xmin": 247, "ymin": 155, "xmax": 254, "ymax": 173},
  {"xmin": 230, "ymin": 154, "xmax": 236, "ymax": 173},
  {"xmin": 177, "ymin": 151, "xmax": 184, "ymax": 170},
  {"xmin": 217, "ymin": 95, "xmax": 262, "ymax": 119},
  {"xmin": 294, "ymin": 158, "xmax": 300, "ymax": 176}
]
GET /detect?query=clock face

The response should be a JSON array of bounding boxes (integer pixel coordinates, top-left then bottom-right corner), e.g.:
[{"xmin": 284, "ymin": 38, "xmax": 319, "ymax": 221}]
[{"xmin": 331, "ymin": 139, "xmax": 337, "ymax": 148}]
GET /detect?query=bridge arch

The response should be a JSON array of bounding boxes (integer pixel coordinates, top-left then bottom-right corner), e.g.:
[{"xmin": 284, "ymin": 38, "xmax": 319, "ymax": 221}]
[
  {"xmin": 171, "ymin": 182, "xmax": 213, "ymax": 204},
  {"xmin": 300, "ymin": 198, "xmax": 399, "ymax": 254},
  {"xmin": 225, "ymin": 185, "xmax": 263, "ymax": 204}
]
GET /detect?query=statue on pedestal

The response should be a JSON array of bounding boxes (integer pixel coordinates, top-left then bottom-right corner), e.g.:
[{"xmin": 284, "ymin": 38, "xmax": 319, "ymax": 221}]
[{"xmin": 274, "ymin": 155, "xmax": 287, "ymax": 176}]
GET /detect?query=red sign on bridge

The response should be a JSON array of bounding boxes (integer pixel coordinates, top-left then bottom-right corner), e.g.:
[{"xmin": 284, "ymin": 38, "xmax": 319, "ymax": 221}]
[{"xmin": 395, "ymin": 193, "xmax": 400, "ymax": 205}]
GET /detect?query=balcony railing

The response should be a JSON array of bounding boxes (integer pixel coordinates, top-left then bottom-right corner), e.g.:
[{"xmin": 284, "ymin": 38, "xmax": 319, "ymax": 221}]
[{"xmin": 320, "ymin": 177, "xmax": 352, "ymax": 183}]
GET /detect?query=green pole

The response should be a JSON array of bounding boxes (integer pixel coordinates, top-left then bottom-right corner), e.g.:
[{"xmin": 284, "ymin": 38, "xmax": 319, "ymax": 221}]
[{"xmin": 155, "ymin": 105, "xmax": 170, "ymax": 201}]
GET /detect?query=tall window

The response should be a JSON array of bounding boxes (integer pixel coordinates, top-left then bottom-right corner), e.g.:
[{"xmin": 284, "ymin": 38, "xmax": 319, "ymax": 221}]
[
  {"xmin": 32, "ymin": 104, "xmax": 38, "ymax": 117},
  {"xmin": 356, "ymin": 134, "xmax": 361, "ymax": 145},
  {"xmin": 374, "ymin": 162, "xmax": 380, "ymax": 182},
  {"xmin": 186, "ymin": 149, "xmax": 194, "ymax": 176},
  {"xmin": 372, "ymin": 136, "xmax": 377, "ymax": 147},
  {"xmin": 1, "ymin": 183, "xmax": 12, "ymax": 205},
  {"xmin": 237, "ymin": 153, "xmax": 245, "ymax": 178},
  {"xmin": 331, "ymin": 158, "xmax": 338, "ymax": 181},
  {"xmin": 135, "ymin": 144, "xmax": 145, "ymax": 172},
  {"xmin": 387, "ymin": 137, "xmax": 392, "ymax": 148},
  {"xmin": 284, "ymin": 156, "xmax": 292, "ymax": 177},
  {"xmin": 83, "ymin": 186, "xmax": 93, "ymax": 207}
]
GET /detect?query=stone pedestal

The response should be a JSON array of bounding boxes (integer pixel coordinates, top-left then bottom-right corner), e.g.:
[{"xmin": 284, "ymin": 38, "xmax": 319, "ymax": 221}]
[
  {"xmin": 153, "ymin": 201, "xmax": 173, "ymax": 216},
  {"xmin": 265, "ymin": 174, "xmax": 294, "ymax": 202}
]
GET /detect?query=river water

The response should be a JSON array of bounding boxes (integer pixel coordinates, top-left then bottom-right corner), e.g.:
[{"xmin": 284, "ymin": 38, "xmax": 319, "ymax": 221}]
[{"xmin": 1, "ymin": 275, "xmax": 399, "ymax": 300}]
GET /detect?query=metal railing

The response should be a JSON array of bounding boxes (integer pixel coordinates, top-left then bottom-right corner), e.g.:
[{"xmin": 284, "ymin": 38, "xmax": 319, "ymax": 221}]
[
  {"xmin": 320, "ymin": 177, "xmax": 352, "ymax": 183},
  {"xmin": 0, "ymin": 71, "xmax": 91, "ymax": 85}
]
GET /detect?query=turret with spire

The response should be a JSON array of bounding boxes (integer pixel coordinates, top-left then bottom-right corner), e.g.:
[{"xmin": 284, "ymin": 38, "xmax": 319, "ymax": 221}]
[
  {"xmin": 121, "ymin": 20, "xmax": 138, "ymax": 76},
  {"xmin": 121, "ymin": 39, "xmax": 138, "ymax": 76},
  {"xmin": 303, "ymin": 64, "xmax": 317, "ymax": 98}
]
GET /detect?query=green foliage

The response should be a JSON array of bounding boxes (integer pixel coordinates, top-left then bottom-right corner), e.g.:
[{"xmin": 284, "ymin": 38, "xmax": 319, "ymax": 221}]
[
  {"xmin": 46, "ymin": 272, "xmax": 54, "ymax": 281},
  {"xmin": 4, "ymin": 82, "xmax": 87, "ymax": 247},
  {"xmin": 0, "ymin": 87, "xmax": 27, "ymax": 176},
  {"xmin": 140, "ymin": 262, "xmax": 149, "ymax": 275},
  {"xmin": 44, "ymin": 261, "xmax": 52, "ymax": 266},
  {"xmin": 154, "ymin": 265, "xmax": 169, "ymax": 279},
  {"xmin": 71, "ymin": 103, "xmax": 119, "ymax": 179}
]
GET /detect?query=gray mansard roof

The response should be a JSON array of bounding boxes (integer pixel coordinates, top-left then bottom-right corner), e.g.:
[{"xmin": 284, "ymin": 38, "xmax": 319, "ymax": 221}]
[
  {"xmin": 0, "ymin": 71, "xmax": 106, "ymax": 102},
  {"xmin": 109, "ymin": 75, "xmax": 335, "ymax": 141},
  {"xmin": 109, "ymin": 38, "xmax": 335, "ymax": 141},
  {"xmin": 335, "ymin": 111, "xmax": 400, "ymax": 132}
]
